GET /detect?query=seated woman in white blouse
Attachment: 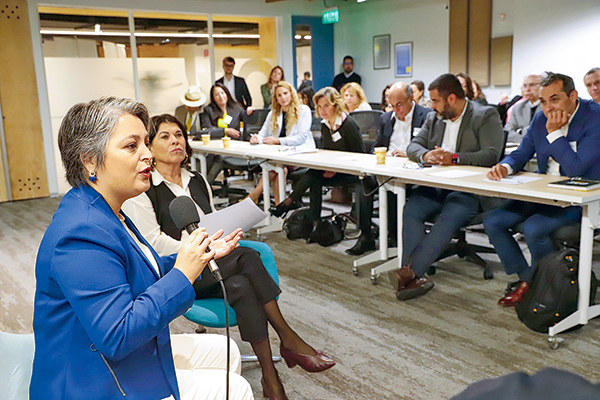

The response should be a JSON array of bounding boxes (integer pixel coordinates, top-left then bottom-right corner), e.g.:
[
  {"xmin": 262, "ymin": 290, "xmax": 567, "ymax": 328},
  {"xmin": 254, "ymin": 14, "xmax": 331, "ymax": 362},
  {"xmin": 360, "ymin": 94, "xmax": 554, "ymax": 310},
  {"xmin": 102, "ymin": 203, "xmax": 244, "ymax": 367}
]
[
  {"xmin": 248, "ymin": 81, "xmax": 315, "ymax": 204},
  {"xmin": 341, "ymin": 82, "xmax": 372, "ymax": 112},
  {"xmin": 123, "ymin": 113, "xmax": 334, "ymax": 400}
]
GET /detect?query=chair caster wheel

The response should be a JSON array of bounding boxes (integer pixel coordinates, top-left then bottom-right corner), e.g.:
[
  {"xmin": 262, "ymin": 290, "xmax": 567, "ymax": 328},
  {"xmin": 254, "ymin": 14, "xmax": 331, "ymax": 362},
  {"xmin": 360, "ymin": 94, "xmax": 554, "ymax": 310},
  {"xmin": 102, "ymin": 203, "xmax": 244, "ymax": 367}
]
[
  {"xmin": 548, "ymin": 336, "xmax": 561, "ymax": 350},
  {"xmin": 483, "ymin": 270, "xmax": 494, "ymax": 280},
  {"xmin": 370, "ymin": 274, "xmax": 379, "ymax": 285},
  {"xmin": 427, "ymin": 266, "xmax": 437, "ymax": 275},
  {"xmin": 353, "ymin": 267, "xmax": 359, "ymax": 276}
]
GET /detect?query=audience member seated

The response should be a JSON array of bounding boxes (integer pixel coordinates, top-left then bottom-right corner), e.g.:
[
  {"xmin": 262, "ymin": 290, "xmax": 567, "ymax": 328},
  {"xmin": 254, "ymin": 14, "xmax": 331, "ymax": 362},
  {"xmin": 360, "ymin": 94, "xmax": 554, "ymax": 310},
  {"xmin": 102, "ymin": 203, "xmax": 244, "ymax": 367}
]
[
  {"xmin": 332, "ymin": 55, "xmax": 362, "ymax": 92},
  {"xmin": 341, "ymin": 82, "xmax": 372, "ymax": 112},
  {"xmin": 457, "ymin": 72, "xmax": 476, "ymax": 101},
  {"xmin": 410, "ymin": 80, "xmax": 433, "ymax": 108},
  {"xmin": 298, "ymin": 71, "xmax": 313, "ymax": 92},
  {"xmin": 584, "ymin": 67, "xmax": 600, "ymax": 104},
  {"xmin": 270, "ymin": 87, "xmax": 374, "ymax": 253},
  {"xmin": 394, "ymin": 74, "xmax": 503, "ymax": 301},
  {"xmin": 497, "ymin": 90, "xmax": 523, "ymax": 126},
  {"xmin": 32, "ymin": 97, "xmax": 253, "ymax": 400},
  {"xmin": 122, "ymin": 113, "xmax": 335, "ymax": 400},
  {"xmin": 380, "ymin": 83, "xmax": 393, "ymax": 112},
  {"xmin": 248, "ymin": 81, "xmax": 315, "ymax": 204},
  {"xmin": 504, "ymin": 73, "xmax": 544, "ymax": 144},
  {"xmin": 261, "ymin": 65, "xmax": 284, "ymax": 109},
  {"xmin": 200, "ymin": 83, "xmax": 254, "ymax": 182},
  {"xmin": 356, "ymin": 82, "xmax": 431, "ymax": 254},
  {"xmin": 472, "ymin": 80, "xmax": 488, "ymax": 105},
  {"xmin": 298, "ymin": 86, "xmax": 315, "ymax": 110},
  {"xmin": 484, "ymin": 72, "xmax": 600, "ymax": 307},
  {"xmin": 174, "ymin": 85, "xmax": 207, "ymax": 137},
  {"xmin": 216, "ymin": 56, "xmax": 252, "ymax": 109}
]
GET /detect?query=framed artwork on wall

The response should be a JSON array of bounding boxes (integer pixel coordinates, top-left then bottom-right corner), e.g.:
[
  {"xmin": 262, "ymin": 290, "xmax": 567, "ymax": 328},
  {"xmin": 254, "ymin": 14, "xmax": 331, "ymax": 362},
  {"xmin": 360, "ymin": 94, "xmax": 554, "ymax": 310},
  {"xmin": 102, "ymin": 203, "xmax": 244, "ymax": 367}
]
[
  {"xmin": 373, "ymin": 34, "xmax": 390, "ymax": 70},
  {"xmin": 395, "ymin": 42, "xmax": 413, "ymax": 77}
]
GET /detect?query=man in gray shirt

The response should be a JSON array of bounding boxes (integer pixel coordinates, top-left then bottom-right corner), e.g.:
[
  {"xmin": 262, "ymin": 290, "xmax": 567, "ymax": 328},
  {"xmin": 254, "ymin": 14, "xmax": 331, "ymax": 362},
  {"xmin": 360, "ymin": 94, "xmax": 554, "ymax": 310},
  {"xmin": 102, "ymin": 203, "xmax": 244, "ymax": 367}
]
[{"xmin": 505, "ymin": 73, "xmax": 544, "ymax": 144}]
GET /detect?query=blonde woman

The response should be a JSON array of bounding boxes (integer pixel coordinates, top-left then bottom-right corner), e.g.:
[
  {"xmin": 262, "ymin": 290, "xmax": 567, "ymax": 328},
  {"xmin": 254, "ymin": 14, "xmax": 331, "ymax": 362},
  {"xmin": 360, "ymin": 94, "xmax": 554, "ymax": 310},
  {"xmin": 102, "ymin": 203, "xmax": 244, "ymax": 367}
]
[
  {"xmin": 248, "ymin": 81, "xmax": 315, "ymax": 204},
  {"xmin": 261, "ymin": 66, "xmax": 284, "ymax": 108},
  {"xmin": 341, "ymin": 82, "xmax": 371, "ymax": 112},
  {"xmin": 271, "ymin": 87, "xmax": 375, "ymax": 254}
]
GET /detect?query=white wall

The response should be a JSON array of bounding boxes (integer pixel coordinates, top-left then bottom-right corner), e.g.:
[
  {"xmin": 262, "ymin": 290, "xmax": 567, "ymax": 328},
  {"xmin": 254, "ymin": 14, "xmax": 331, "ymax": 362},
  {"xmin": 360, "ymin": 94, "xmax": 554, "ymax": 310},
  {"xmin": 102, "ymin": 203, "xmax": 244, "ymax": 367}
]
[
  {"xmin": 511, "ymin": 0, "xmax": 600, "ymax": 101},
  {"xmin": 332, "ymin": 0, "xmax": 450, "ymax": 103}
]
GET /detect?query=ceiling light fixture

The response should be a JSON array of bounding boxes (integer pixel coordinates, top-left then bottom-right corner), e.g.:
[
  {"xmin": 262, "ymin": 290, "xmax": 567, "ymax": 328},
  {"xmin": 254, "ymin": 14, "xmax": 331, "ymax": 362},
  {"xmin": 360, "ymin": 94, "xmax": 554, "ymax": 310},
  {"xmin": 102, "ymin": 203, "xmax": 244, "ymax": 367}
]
[
  {"xmin": 40, "ymin": 29, "xmax": 260, "ymax": 39},
  {"xmin": 303, "ymin": 35, "xmax": 312, "ymax": 40},
  {"xmin": 294, "ymin": 34, "xmax": 301, "ymax": 40}
]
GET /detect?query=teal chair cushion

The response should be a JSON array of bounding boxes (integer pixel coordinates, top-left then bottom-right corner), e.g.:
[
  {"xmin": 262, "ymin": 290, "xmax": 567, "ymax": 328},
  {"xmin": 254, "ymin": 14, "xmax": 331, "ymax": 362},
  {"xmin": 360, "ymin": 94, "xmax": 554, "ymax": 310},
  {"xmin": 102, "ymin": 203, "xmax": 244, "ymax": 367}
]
[
  {"xmin": 0, "ymin": 331, "xmax": 34, "ymax": 400},
  {"xmin": 184, "ymin": 240, "xmax": 279, "ymax": 328}
]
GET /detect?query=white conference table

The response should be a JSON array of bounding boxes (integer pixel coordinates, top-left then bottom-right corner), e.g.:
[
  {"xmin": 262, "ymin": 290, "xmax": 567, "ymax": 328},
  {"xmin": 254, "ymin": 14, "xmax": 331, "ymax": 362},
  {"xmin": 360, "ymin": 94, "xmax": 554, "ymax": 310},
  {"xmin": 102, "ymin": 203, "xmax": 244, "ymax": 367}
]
[{"xmin": 190, "ymin": 139, "xmax": 600, "ymax": 346}]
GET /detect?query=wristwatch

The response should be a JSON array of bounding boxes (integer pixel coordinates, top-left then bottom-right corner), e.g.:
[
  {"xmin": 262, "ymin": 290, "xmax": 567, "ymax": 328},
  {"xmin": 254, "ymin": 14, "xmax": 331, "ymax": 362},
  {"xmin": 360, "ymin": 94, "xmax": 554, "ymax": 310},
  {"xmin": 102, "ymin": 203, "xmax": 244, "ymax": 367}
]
[{"xmin": 452, "ymin": 153, "xmax": 459, "ymax": 165}]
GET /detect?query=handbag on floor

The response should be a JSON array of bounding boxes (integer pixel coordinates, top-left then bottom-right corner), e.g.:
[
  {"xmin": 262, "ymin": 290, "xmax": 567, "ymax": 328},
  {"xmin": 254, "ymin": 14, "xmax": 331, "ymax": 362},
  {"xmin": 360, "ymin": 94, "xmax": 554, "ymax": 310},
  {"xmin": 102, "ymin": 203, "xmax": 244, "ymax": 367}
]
[
  {"xmin": 307, "ymin": 214, "xmax": 347, "ymax": 247},
  {"xmin": 515, "ymin": 248, "xmax": 599, "ymax": 333},
  {"xmin": 282, "ymin": 207, "xmax": 315, "ymax": 240}
]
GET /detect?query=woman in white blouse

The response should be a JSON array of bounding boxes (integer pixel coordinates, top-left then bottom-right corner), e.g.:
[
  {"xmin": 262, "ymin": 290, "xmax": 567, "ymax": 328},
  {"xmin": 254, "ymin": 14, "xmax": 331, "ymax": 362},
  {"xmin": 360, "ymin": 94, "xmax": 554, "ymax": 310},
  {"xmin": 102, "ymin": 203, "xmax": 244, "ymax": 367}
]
[
  {"xmin": 123, "ymin": 113, "xmax": 334, "ymax": 400},
  {"xmin": 248, "ymin": 81, "xmax": 315, "ymax": 204},
  {"xmin": 341, "ymin": 82, "xmax": 372, "ymax": 112}
]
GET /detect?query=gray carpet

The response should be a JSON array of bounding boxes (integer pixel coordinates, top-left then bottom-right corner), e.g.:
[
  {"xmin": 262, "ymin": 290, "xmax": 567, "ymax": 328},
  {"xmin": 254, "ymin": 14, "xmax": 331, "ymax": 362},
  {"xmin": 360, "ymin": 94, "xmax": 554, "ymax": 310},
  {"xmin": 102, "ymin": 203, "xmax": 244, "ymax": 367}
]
[{"xmin": 2, "ymin": 195, "xmax": 600, "ymax": 400}]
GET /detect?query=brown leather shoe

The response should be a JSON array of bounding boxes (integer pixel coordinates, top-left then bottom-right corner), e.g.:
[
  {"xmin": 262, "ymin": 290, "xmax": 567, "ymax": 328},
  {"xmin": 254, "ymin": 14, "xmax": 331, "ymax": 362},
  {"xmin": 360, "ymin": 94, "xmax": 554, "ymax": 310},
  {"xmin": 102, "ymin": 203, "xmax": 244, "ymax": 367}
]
[
  {"xmin": 396, "ymin": 277, "xmax": 434, "ymax": 301},
  {"xmin": 394, "ymin": 266, "xmax": 416, "ymax": 292},
  {"xmin": 498, "ymin": 281, "xmax": 530, "ymax": 307}
]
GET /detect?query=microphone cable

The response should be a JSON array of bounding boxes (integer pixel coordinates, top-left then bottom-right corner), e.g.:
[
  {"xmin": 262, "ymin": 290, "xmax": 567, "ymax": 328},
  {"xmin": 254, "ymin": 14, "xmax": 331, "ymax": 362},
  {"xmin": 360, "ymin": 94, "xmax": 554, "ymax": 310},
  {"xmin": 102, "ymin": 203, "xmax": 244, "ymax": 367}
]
[{"xmin": 219, "ymin": 279, "xmax": 230, "ymax": 400}]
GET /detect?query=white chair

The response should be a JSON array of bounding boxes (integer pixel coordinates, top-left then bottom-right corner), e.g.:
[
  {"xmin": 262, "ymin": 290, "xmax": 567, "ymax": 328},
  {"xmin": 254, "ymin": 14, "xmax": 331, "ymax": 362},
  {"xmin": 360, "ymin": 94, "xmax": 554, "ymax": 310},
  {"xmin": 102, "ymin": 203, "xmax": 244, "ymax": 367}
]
[{"xmin": 0, "ymin": 331, "xmax": 34, "ymax": 400}]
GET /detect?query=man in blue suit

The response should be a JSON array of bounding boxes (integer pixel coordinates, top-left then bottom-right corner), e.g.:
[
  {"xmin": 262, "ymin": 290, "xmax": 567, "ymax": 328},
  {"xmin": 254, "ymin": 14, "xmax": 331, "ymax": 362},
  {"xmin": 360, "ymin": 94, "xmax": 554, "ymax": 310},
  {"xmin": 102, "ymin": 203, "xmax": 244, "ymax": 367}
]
[
  {"xmin": 393, "ymin": 74, "xmax": 504, "ymax": 300},
  {"xmin": 347, "ymin": 82, "xmax": 431, "ymax": 255},
  {"xmin": 484, "ymin": 72, "xmax": 600, "ymax": 306}
]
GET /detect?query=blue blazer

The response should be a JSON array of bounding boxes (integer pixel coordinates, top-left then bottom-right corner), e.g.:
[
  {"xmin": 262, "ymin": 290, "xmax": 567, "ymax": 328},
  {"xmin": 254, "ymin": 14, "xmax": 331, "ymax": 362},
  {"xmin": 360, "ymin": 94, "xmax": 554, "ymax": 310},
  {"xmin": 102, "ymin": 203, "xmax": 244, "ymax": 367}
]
[
  {"xmin": 370, "ymin": 103, "xmax": 431, "ymax": 152},
  {"xmin": 31, "ymin": 185, "xmax": 195, "ymax": 400},
  {"xmin": 502, "ymin": 99, "xmax": 600, "ymax": 179}
]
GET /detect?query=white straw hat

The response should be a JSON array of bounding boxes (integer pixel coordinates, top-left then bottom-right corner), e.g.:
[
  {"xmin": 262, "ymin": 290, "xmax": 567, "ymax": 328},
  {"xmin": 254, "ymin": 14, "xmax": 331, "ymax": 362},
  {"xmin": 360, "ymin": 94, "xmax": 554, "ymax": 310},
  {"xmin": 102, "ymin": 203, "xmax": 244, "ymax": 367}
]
[{"xmin": 180, "ymin": 86, "xmax": 207, "ymax": 107}]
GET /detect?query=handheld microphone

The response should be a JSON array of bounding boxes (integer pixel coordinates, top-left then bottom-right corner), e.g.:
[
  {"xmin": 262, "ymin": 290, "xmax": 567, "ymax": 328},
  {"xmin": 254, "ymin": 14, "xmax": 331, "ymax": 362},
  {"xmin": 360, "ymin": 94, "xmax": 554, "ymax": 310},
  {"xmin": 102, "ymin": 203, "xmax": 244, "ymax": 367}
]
[{"xmin": 169, "ymin": 196, "xmax": 223, "ymax": 282}]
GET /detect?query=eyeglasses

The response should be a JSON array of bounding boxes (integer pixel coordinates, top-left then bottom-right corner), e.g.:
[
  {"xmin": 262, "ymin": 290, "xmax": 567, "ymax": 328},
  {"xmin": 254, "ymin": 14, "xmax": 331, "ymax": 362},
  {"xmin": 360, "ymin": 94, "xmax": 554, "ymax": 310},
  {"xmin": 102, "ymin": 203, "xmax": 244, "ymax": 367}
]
[
  {"xmin": 223, "ymin": 63, "xmax": 235, "ymax": 68},
  {"xmin": 392, "ymin": 98, "xmax": 411, "ymax": 109}
]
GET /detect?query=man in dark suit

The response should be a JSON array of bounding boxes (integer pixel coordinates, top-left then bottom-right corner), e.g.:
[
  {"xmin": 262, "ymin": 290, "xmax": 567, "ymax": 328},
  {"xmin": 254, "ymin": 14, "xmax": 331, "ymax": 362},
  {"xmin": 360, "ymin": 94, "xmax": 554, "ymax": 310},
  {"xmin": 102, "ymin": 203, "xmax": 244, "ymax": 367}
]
[
  {"xmin": 347, "ymin": 82, "xmax": 431, "ymax": 255},
  {"xmin": 394, "ymin": 73, "xmax": 504, "ymax": 300},
  {"xmin": 484, "ymin": 72, "xmax": 600, "ymax": 307},
  {"xmin": 332, "ymin": 55, "xmax": 362, "ymax": 92},
  {"xmin": 216, "ymin": 56, "xmax": 252, "ymax": 109}
]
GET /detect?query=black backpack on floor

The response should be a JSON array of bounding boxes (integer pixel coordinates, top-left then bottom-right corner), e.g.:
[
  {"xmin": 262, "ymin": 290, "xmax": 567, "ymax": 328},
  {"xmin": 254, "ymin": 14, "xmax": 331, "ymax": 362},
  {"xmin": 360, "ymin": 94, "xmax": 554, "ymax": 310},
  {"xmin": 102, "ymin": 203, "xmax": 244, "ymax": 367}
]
[
  {"xmin": 515, "ymin": 248, "xmax": 599, "ymax": 333},
  {"xmin": 282, "ymin": 208, "xmax": 315, "ymax": 240}
]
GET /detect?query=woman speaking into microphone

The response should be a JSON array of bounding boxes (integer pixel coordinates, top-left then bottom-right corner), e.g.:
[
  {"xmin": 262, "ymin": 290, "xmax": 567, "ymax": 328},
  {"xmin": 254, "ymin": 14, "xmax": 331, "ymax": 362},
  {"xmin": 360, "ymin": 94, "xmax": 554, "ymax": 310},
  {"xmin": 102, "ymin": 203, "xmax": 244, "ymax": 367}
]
[{"xmin": 30, "ymin": 97, "xmax": 251, "ymax": 400}]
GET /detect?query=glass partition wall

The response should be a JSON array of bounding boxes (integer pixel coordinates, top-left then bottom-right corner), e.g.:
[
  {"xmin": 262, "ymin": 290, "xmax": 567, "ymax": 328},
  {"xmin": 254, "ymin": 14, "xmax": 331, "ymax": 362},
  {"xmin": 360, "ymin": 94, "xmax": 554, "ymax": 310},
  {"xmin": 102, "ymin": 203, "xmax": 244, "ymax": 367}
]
[{"xmin": 39, "ymin": 7, "xmax": 277, "ymax": 194}]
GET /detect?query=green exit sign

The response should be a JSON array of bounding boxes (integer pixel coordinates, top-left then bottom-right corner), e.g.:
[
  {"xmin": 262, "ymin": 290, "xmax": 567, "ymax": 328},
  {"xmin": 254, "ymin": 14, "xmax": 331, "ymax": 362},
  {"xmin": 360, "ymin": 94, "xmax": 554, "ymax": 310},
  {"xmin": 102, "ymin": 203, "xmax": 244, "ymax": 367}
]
[{"xmin": 322, "ymin": 9, "xmax": 339, "ymax": 24}]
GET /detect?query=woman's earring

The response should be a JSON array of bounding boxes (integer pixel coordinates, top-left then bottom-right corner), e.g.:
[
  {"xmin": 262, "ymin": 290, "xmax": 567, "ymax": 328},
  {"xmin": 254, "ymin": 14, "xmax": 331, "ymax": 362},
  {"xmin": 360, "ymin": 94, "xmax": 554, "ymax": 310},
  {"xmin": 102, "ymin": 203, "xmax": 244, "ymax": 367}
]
[{"xmin": 89, "ymin": 171, "xmax": 97, "ymax": 182}]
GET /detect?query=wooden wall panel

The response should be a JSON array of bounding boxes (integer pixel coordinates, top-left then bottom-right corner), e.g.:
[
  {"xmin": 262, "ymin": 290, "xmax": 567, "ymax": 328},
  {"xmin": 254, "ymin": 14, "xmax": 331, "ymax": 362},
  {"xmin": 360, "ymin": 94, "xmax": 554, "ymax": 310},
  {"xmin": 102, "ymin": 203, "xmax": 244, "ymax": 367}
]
[
  {"xmin": 0, "ymin": 0, "xmax": 49, "ymax": 200},
  {"xmin": 491, "ymin": 36, "xmax": 513, "ymax": 86},
  {"xmin": 449, "ymin": 0, "xmax": 469, "ymax": 75},
  {"xmin": 467, "ymin": 0, "xmax": 492, "ymax": 86}
]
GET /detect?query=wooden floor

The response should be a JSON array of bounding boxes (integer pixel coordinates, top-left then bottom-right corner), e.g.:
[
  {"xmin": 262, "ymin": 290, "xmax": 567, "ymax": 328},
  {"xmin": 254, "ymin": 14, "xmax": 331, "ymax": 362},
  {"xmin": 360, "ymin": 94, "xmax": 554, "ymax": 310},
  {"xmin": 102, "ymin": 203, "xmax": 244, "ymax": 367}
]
[{"xmin": 2, "ymin": 196, "xmax": 600, "ymax": 400}]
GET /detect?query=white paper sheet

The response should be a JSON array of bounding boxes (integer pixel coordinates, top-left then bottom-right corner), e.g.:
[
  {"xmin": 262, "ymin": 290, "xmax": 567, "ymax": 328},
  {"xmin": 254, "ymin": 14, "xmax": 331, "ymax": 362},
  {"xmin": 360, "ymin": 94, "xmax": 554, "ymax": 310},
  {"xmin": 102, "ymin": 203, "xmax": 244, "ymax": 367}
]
[
  {"xmin": 427, "ymin": 169, "xmax": 482, "ymax": 178},
  {"xmin": 482, "ymin": 175, "xmax": 542, "ymax": 184},
  {"xmin": 199, "ymin": 198, "xmax": 269, "ymax": 236}
]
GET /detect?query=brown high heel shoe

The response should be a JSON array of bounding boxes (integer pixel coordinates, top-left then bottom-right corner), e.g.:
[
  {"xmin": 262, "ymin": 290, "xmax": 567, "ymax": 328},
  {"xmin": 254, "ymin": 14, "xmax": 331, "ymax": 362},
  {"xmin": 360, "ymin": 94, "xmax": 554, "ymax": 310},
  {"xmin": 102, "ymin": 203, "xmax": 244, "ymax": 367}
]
[
  {"xmin": 280, "ymin": 344, "xmax": 335, "ymax": 373},
  {"xmin": 261, "ymin": 377, "xmax": 288, "ymax": 400}
]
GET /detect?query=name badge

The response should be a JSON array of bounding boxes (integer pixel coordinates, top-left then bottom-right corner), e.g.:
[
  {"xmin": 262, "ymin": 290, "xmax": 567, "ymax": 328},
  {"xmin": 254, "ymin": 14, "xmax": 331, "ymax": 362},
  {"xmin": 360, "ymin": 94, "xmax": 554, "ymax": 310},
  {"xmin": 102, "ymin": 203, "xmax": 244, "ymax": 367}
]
[
  {"xmin": 223, "ymin": 114, "xmax": 233, "ymax": 125},
  {"xmin": 332, "ymin": 132, "xmax": 342, "ymax": 142}
]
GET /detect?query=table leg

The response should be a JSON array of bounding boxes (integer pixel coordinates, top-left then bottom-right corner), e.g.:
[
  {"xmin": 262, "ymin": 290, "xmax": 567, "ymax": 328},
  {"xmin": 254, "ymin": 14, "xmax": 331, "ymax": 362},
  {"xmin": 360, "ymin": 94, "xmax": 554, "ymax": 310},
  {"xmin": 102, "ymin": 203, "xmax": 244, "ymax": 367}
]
[
  {"xmin": 549, "ymin": 202, "xmax": 600, "ymax": 337},
  {"xmin": 191, "ymin": 153, "xmax": 207, "ymax": 177}
]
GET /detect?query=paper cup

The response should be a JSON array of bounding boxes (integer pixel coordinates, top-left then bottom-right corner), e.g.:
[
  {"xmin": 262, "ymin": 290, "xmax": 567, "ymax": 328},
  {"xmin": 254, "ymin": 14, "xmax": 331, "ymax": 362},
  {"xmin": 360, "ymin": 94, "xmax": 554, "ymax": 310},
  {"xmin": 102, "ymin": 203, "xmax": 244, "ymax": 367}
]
[
  {"xmin": 222, "ymin": 136, "xmax": 231, "ymax": 149},
  {"xmin": 375, "ymin": 147, "xmax": 387, "ymax": 165},
  {"xmin": 201, "ymin": 133, "xmax": 210, "ymax": 145}
]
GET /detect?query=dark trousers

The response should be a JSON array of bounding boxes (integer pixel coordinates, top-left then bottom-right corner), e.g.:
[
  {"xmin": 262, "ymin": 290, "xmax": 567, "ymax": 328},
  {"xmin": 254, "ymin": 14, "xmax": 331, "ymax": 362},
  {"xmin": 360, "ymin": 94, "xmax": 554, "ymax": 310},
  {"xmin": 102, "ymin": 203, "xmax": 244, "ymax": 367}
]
[
  {"xmin": 483, "ymin": 200, "xmax": 582, "ymax": 279},
  {"xmin": 193, "ymin": 246, "xmax": 281, "ymax": 343},
  {"xmin": 290, "ymin": 169, "xmax": 372, "ymax": 234},
  {"xmin": 402, "ymin": 187, "xmax": 479, "ymax": 277}
]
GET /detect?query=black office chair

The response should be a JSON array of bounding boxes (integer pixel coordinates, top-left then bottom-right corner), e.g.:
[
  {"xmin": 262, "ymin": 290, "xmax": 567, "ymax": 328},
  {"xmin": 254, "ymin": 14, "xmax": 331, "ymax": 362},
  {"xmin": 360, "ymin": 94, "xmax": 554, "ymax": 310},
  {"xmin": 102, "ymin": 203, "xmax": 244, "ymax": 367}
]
[{"xmin": 349, "ymin": 110, "xmax": 383, "ymax": 150}]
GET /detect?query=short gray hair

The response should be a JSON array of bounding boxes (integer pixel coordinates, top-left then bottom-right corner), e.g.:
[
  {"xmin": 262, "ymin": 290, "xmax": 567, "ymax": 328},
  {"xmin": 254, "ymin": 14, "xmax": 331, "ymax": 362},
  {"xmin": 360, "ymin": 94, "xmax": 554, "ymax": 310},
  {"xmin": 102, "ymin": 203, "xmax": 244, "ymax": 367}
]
[{"xmin": 58, "ymin": 97, "xmax": 150, "ymax": 188}]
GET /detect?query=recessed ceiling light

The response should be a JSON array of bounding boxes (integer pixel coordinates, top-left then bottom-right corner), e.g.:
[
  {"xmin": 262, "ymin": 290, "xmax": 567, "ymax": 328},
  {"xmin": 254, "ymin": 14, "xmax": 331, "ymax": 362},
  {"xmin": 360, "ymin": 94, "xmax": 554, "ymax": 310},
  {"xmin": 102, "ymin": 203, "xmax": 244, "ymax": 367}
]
[
  {"xmin": 295, "ymin": 34, "xmax": 301, "ymax": 40},
  {"xmin": 303, "ymin": 35, "xmax": 312, "ymax": 40}
]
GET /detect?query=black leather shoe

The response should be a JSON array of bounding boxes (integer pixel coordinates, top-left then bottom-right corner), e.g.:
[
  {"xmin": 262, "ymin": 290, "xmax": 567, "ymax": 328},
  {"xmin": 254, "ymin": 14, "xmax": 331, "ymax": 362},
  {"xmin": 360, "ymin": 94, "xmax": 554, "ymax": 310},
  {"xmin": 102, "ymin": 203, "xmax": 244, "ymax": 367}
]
[
  {"xmin": 346, "ymin": 234, "xmax": 376, "ymax": 256},
  {"xmin": 269, "ymin": 198, "xmax": 302, "ymax": 218}
]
